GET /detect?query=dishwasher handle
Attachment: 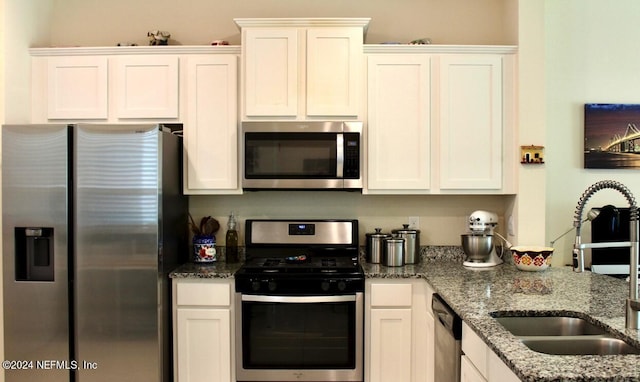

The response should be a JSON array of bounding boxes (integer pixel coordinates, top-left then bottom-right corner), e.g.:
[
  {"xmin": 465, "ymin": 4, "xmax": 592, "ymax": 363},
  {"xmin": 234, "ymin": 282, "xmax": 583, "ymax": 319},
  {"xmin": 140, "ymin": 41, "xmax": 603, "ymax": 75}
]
[{"xmin": 432, "ymin": 293, "xmax": 462, "ymax": 340}]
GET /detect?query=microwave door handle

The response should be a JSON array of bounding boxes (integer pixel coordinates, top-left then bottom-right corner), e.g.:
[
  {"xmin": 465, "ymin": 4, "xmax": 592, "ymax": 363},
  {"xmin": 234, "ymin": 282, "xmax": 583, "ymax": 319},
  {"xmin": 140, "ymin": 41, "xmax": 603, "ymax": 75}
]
[{"xmin": 336, "ymin": 133, "xmax": 344, "ymax": 178}]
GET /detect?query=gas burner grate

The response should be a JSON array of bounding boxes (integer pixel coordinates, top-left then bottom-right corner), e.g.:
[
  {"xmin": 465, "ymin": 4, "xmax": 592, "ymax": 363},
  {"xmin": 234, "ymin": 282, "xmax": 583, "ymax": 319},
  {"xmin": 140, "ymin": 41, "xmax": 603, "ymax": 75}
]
[
  {"xmin": 321, "ymin": 259, "xmax": 337, "ymax": 267},
  {"xmin": 262, "ymin": 259, "xmax": 282, "ymax": 267}
]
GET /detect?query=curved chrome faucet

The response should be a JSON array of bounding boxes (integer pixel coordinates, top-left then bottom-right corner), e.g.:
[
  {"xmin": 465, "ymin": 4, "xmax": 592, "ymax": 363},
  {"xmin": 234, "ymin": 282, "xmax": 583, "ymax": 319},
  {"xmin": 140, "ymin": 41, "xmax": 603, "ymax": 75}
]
[{"xmin": 573, "ymin": 180, "xmax": 640, "ymax": 329}]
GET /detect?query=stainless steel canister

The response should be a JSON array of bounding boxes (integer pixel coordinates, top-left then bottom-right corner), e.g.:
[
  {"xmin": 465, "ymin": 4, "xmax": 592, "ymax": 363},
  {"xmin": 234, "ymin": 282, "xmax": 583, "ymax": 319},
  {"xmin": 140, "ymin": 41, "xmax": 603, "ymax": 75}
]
[
  {"xmin": 366, "ymin": 228, "xmax": 391, "ymax": 264},
  {"xmin": 392, "ymin": 224, "xmax": 420, "ymax": 264},
  {"xmin": 383, "ymin": 237, "xmax": 405, "ymax": 267}
]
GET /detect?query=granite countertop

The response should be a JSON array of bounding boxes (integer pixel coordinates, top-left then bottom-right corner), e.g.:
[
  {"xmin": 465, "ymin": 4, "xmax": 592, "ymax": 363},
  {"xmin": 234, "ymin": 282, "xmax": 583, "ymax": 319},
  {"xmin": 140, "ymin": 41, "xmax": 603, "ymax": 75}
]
[
  {"xmin": 169, "ymin": 252, "xmax": 640, "ymax": 381},
  {"xmin": 170, "ymin": 261, "xmax": 242, "ymax": 279},
  {"xmin": 364, "ymin": 260, "xmax": 640, "ymax": 382}
]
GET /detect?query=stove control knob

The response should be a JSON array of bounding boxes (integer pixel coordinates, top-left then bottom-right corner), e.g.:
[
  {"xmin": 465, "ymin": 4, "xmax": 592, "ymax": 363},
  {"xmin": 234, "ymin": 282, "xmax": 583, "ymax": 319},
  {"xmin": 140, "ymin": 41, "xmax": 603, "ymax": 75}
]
[
  {"xmin": 337, "ymin": 281, "xmax": 347, "ymax": 292},
  {"xmin": 251, "ymin": 280, "xmax": 261, "ymax": 292},
  {"xmin": 267, "ymin": 280, "xmax": 277, "ymax": 292},
  {"xmin": 321, "ymin": 280, "xmax": 331, "ymax": 292}
]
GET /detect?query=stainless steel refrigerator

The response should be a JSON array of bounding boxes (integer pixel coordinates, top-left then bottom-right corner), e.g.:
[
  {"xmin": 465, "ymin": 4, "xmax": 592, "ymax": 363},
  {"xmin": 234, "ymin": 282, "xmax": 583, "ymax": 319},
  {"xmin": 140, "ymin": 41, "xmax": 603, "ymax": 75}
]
[{"xmin": 2, "ymin": 124, "xmax": 188, "ymax": 382}]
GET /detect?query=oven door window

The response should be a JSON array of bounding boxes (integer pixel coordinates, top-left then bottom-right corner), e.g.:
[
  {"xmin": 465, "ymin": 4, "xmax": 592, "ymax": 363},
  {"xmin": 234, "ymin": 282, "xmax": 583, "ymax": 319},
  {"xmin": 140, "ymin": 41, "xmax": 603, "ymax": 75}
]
[
  {"xmin": 241, "ymin": 299, "xmax": 356, "ymax": 369},
  {"xmin": 245, "ymin": 133, "xmax": 337, "ymax": 179}
]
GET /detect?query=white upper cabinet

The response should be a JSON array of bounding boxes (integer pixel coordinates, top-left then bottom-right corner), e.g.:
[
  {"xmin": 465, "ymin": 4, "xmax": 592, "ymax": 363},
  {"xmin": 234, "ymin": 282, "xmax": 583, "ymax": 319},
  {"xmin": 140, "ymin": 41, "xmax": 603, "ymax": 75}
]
[
  {"xmin": 243, "ymin": 28, "xmax": 298, "ymax": 117},
  {"xmin": 31, "ymin": 46, "xmax": 243, "ymax": 195},
  {"xmin": 31, "ymin": 47, "xmax": 183, "ymax": 123},
  {"xmin": 183, "ymin": 54, "xmax": 239, "ymax": 194},
  {"xmin": 438, "ymin": 54, "xmax": 503, "ymax": 190},
  {"xmin": 306, "ymin": 27, "xmax": 361, "ymax": 116},
  {"xmin": 364, "ymin": 45, "xmax": 517, "ymax": 195},
  {"xmin": 367, "ymin": 54, "xmax": 431, "ymax": 191},
  {"xmin": 45, "ymin": 56, "xmax": 109, "ymax": 120},
  {"xmin": 236, "ymin": 18, "xmax": 370, "ymax": 120},
  {"xmin": 115, "ymin": 55, "xmax": 179, "ymax": 119}
]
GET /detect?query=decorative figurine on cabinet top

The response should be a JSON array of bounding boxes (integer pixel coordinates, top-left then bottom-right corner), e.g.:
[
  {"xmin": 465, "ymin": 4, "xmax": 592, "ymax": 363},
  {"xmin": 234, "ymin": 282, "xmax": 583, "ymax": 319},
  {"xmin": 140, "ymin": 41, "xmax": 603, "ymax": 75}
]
[{"xmin": 147, "ymin": 30, "xmax": 170, "ymax": 45}]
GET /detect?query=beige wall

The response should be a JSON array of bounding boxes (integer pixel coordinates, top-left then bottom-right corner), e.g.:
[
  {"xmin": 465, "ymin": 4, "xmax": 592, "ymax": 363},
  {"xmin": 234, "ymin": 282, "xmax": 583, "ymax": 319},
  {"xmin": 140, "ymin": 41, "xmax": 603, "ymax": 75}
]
[
  {"xmin": 47, "ymin": 0, "xmax": 516, "ymax": 47},
  {"xmin": 515, "ymin": 0, "xmax": 546, "ymax": 253},
  {"xmin": 190, "ymin": 194, "xmax": 514, "ymax": 246},
  {"xmin": 5, "ymin": 0, "xmax": 54, "ymax": 123},
  {"xmin": 545, "ymin": 0, "xmax": 640, "ymax": 266}
]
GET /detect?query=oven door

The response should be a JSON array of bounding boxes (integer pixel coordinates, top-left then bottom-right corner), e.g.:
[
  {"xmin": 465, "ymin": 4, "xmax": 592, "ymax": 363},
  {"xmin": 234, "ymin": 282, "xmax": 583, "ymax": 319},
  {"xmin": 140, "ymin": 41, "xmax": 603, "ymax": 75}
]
[{"xmin": 235, "ymin": 293, "xmax": 364, "ymax": 382}]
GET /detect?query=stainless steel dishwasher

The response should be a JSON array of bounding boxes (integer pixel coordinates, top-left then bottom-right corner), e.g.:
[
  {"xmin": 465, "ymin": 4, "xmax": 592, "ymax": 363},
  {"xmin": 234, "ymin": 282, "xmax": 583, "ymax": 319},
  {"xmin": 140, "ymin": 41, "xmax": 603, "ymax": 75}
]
[{"xmin": 432, "ymin": 293, "xmax": 462, "ymax": 382}]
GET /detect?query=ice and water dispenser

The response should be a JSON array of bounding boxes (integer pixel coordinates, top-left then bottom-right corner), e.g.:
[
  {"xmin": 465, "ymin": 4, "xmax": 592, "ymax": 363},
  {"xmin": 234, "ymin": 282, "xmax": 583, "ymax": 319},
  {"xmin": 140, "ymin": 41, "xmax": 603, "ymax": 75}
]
[{"xmin": 14, "ymin": 227, "xmax": 54, "ymax": 281}]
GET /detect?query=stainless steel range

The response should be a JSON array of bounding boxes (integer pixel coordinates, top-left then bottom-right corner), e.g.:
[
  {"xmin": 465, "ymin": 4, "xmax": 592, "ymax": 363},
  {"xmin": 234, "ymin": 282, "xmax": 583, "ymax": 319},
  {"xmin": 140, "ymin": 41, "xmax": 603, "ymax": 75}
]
[{"xmin": 235, "ymin": 219, "xmax": 364, "ymax": 382}]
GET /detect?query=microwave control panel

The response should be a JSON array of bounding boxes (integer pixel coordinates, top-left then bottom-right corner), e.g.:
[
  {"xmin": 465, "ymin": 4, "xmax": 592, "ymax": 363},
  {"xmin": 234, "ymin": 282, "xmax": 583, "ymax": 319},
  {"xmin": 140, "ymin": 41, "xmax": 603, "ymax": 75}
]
[{"xmin": 344, "ymin": 133, "xmax": 360, "ymax": 179}]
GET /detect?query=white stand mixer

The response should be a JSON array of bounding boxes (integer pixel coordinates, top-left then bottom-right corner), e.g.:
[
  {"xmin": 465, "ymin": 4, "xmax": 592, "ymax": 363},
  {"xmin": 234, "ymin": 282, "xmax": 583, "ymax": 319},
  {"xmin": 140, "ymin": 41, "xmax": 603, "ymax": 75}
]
[{"xmin": 462, "ymin": 210, "xmax": 504, "ymax": 268}]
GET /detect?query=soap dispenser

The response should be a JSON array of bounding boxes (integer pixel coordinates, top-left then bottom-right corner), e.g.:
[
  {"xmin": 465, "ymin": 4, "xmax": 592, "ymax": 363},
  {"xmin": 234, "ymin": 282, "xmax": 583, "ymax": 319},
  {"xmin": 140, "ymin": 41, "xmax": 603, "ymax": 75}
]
[{"xmin": 225, "ymin": 212, "xmax": 239, "ymax": 263}]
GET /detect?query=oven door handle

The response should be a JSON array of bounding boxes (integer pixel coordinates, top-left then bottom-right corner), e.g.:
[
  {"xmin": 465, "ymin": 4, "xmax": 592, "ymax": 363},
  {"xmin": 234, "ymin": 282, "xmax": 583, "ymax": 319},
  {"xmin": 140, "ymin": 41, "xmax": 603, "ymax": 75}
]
[{"xmin": 241, "ymin": 294, "xmax": 357, "ymax": 303}]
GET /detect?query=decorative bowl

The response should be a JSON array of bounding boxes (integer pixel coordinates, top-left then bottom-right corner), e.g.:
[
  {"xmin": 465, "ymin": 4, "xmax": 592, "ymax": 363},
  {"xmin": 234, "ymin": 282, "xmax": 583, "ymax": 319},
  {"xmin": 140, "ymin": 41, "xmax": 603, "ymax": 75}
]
[{"xmin": 511, "ymin": 246, "xmax": 554, "ymax": 271}]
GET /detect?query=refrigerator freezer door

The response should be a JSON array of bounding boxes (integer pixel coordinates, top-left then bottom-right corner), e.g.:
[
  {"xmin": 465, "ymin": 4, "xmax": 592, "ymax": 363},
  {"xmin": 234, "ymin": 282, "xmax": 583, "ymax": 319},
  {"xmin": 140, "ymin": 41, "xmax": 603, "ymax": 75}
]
[
  {"xmin": 74, "ymin": 124, "xmax": 161, "ymax": 381},
  {"xmin": 2, "ymin": 124, "xmax": 71, "ymax": 382}
]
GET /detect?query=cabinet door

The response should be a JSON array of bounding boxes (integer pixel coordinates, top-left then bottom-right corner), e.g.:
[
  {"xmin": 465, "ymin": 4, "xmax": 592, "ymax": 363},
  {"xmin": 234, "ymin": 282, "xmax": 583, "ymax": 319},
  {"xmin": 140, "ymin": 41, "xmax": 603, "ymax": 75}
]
[
  {"xmin": 243, "ymin": 28, "xmax": 298, "ymax": 117},
  {"xmin": 367, "ymin": 55, "xmax": 431, "ymax": 190},
  {"xmin": 47, "ymin": 56, "xmax": 108, "ymax": 119},
  {"xmin": 184, "ymin": 55, "xmax": 238, "ymax": 193},
  {"xmin": 176, "ymin": 308, "xmax": 231, "ymax": 382},
  {"xmin": 438, "ymin": 55, "xmax": 503, "ymax": 190},
  {"xmin": 462, "ymin": 321, "xmax": 489, "ymax": 378},
  {"xmin": 115, "ymin": 55, "xmax": 179, "ymax": 119},
  {"xmin": 306, "ymin": 28, "xmax": 361, "ymax": 116},
  {"xmin": 461, "ymin": 355, "xmax": 487, "ymax": 382},
  {"xmin": 369, "ymin": 308, "xmax": 412, "ymax": 382}
]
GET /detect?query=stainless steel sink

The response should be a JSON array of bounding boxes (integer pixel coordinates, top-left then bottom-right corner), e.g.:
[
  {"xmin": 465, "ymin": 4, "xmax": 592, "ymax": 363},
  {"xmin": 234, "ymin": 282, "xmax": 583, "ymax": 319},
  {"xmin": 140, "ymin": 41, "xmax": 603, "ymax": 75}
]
[
  {"xmin": 493, "ymin": 314, "xmax": 640, "ymax": 355},
  {"xmin": 494, "ymin": 316, "xmax": 605, "ymax": 336},
  {"xmin": 521, "ymin": 337, "xmax": 640, "ymax": 355}
]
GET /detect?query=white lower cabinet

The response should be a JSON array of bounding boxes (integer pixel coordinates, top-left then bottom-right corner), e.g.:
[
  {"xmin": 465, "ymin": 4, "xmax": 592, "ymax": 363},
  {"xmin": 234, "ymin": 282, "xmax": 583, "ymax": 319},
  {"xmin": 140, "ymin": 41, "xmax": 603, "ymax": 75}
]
[
  {"xmin": 173, "ymin": 279, "xmax": 234, "ymax": 382},
  {"xmin": 461, "ymin": 355, "xmax": 486, "ymax": 382},
  {"xmin": 461, "ymin": 322, "xmax": 520, "ymax": 382},
  {"xmin": 366, "ymin": 279, "xmax": 434, "ymax": 382},
  {"xmin": 369, "ymin": 308, "xmax": 412, "ymax": 382}
]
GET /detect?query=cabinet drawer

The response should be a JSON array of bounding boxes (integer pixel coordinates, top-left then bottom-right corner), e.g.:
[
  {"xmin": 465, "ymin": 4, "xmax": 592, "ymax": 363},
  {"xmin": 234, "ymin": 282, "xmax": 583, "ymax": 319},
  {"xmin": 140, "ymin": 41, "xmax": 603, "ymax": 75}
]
[
  {"xmin": 462, "ymin": 321, "xmax": 488, "ymax": 378},
  {"xmin": 175, "ymin": 280, "xmax": 231, "ymax": 307},
  {"xmin": 370, "ymin": 282, "xmax": 413, "ymax": 307}
]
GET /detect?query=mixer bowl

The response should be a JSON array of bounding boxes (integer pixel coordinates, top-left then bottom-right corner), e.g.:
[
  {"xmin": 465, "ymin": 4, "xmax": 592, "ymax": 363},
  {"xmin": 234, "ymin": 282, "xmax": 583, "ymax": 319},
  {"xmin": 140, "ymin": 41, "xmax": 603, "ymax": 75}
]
[{"xmin": 461, "ymin": 234, "xmax": 494, "ymax": 262}]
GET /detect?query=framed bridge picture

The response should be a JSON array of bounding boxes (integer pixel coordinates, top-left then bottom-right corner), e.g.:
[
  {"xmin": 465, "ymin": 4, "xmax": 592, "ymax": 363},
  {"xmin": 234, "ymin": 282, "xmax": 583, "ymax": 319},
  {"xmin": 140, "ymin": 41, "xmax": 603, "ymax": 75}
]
[{"xmin": 584, "ymin": 103, "xmax": 640, "ymax": 169}]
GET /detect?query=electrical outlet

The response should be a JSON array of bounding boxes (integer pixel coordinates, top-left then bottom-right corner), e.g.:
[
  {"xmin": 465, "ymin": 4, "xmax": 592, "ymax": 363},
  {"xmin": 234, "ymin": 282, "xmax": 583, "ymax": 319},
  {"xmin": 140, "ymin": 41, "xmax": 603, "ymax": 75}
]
[
  {"xmin": 508, "ymin": 215, "xmax": 515, "ymax": 236},
  {"xmin": 408, "ymin": 216, "xmax": 420, "ymax": 229}
]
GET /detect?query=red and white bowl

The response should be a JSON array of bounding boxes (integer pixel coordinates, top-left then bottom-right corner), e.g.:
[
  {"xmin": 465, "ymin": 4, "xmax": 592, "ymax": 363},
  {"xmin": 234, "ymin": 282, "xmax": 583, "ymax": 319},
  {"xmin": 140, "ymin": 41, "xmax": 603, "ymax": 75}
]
[{"xmin": 511, "ymin": 246, "xmax": 554, "ymax": 271}]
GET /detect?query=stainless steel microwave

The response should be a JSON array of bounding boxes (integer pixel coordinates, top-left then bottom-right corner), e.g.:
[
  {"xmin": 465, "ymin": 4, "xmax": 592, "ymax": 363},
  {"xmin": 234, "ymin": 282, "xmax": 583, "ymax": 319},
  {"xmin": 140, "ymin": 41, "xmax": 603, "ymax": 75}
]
[{"xmin": 242, "ymin": 121, "xmax": 362, "ymax": 190}]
